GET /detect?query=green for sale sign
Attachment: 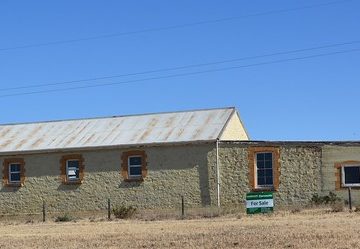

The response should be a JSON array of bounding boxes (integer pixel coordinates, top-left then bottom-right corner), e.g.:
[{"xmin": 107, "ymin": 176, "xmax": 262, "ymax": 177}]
[{"xmin": 246, "ymin": 192, "xmax": 274, "ymax": 214}]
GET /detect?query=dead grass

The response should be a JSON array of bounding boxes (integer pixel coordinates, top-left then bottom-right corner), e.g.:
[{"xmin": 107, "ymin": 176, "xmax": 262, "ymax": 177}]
[{"xmin": 0, "ymin": 209, "xmax": 359, "ymax": 248}]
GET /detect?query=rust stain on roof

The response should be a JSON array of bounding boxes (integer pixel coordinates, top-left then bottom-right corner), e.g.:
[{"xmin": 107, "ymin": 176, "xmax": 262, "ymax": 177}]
[
  {"xmin": 31, "ymin": 138, "xmax": 44, "ymax": 148},
  {"xmin": 177, "ymin": 128, "xmax": 185, "ymax": 138},
  {"xmin": 138, "ymin": 117, "xmax": 159, "ymax": 142},
  {"xmin": 15, "ymin": 139, "xmax": 27, "ymax": 150},
  {"xmin": 0, "ymin": 107, "xmax": 241, "ymax": 153},
  {"xmin": 0, "ymin": 139, "xmax": 12, "ymax": 149},
  {"xmin": 163, "ymin": 127, "xmax": 176, "ymax": 141},
  {"xmin": 165, "ymin": 116, "xmax": 175, "ymax": 127},
  {"xmin": 0, "ymin": 127, "xmax": 10, "ymax": 138},
  {"xmin": 27, "ymin": 125, "xmax": 42, "ymax": 140},
  {"xmin": 84, "ymin": 134, "xmax": 96, "ymax": 144}
]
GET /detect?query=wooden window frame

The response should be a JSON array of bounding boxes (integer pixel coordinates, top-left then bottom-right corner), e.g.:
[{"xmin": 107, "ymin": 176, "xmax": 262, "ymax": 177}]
[
  {"xmin": 254, "ymin": 152, "xmax": 274, "ymax": 189},
  {"xmin": 128, "ymin": 155, "xmax": 143, "ymax": 178},
  {"xmin": 248, "ymin": 147, "xmax": 280, "ymax": 192},
  {"xmin": 335, "ymin": 161, "xmax": 360, "ymax": 189},
  {"xmin": 2, "ymin": 158, "xmax": 26, "ymax": 187},
  {"xmin": 60, "ymin": 154, "xmax": 85, "ymax": 184},
  {"xmin": 121, "ymin": 150, "xmax": 147, "ymax": 182}
]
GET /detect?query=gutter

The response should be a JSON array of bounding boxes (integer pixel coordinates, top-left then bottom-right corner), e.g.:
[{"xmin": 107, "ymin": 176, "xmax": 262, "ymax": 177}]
[{"xmin": 0, "ymin": 139, "xmax": 217, "ymax": 157}]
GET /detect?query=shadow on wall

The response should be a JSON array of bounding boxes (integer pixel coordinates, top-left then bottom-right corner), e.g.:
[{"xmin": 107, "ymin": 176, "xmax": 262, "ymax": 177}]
[
  {"xmin": 0, "ymin": 145, "xmax": 214, "ymax": 207},
  {"xmin": 119, "ymin": 181, "xmax": 142, "ymax": 188},
  {"xmin": 0, "ymin": 186, "xmax": 21, "ymax": 193},
  {"xmin": 9, "ymin": 145, "xmax": 214, "ymax": 177},
  {"xmin": 57, "ymin": 184, "xmax": 81, "ymax": 191},
  {"xmin": 198, "ymin": 163, "xmax": 212, "ymax": 206}
]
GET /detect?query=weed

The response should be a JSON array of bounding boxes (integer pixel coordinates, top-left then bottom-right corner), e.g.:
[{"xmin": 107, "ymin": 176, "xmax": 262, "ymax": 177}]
[
  {"xmin": 55, "ymin": 213, "xmax": 74, "ymax": 222},
  {"xmin": 311, "ymin": 192, "xmax": 341, "ymax": 205},
  {"xmin": 112, "ymin": 205, "xmax": 137, "ymax": 219}
]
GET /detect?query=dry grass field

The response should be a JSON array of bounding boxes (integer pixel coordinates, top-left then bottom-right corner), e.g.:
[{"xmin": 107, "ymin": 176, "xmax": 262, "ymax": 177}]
[{"xmin": 0, "ymin": 209, "xmax": 359, "ymax": 249}]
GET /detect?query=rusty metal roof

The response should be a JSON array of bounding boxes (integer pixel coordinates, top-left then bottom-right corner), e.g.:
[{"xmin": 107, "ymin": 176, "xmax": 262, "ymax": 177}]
[{"xmin": 0, "ymin": 107, "xmax": 236, "ymax": 154}]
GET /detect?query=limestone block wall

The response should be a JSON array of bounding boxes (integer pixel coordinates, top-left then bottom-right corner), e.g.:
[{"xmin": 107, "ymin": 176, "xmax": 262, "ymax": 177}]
[
  {"xmin": 0, "ymin": 144, "xmax": 214, "ymax": 214},
  {"xmin": 277, "ymin": 146, "xmax": 321, "ymax": 206},
  {"xmin": 322, "ymin": 145, "xmax": 360, "ymax": 204},
  {"xmin": 4, "ymin": 141, "xmax": 359, "ymax": 214},
  {"xmin": 209, "ymin": 145, "xmax": 249, "ymax": 207},
  {"xmin": 212, "ymin": 143, "xmax": 322, "ymax": 207}
]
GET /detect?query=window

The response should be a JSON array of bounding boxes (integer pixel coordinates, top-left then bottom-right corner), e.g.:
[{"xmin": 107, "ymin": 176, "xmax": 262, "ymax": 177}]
[
  {"xmin": 335, "ymin": 161, "xmax": 360, "ymax": 189},
  {"xmin": 248, "ymin": 147, "xmax": 280, "ymax": 191},
  {"xmin": 121, "ymin": 150, "xmax": 147, "ymax": 181},
  {"xmin": 2, "ymin": 158, "xmax": 25, "ymax": 187},
  {"xmin": 66, "ymin": 160, "xmax": 80, "ymax": 181},
  {"xmin": 342, "ymin": 164, "xmax": 360, "ymax": 187},
  {"xmin": 255, "ymin": 152, "xmax": 274, "ymax": 187},
  {"xmin": 60, "ymin": 155, "xmax": 84, "ymax": 184},
  {"xmin": 128, "ymin": 156, "xmax": 142, "ymax": 178},
  {"xmin": 9, "ymin": 163, "xmax": 21, "ymax": 183}
]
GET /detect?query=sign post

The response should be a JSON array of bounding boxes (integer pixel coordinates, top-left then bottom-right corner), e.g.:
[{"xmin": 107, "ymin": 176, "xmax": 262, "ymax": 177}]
[{"xmin": 246, "ymin": 192, "xmax": 274, "ymax": 214}]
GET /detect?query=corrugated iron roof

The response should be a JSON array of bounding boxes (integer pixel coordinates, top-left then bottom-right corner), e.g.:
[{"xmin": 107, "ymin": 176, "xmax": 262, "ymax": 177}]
[{"xmin": 0, "ymin": 107, "xmax": 236, "ymax": 154}]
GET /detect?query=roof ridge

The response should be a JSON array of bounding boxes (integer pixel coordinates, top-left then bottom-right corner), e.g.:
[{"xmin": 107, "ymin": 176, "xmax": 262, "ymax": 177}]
[{"xmin": 0, "ymin": 106, "xmax": 235, "ymax": 127}]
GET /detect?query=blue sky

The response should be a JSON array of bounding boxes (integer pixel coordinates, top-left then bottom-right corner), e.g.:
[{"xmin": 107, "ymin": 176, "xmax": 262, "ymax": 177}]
[{"xmin": 0, "ymin": 0, "xmax": 359, "ymax": 140}]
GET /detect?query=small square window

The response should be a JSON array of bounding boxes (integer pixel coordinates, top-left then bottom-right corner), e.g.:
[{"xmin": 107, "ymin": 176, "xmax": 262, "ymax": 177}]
[
  {"xmin": 60, "ymin": 155, "xmax": 84, "ymax": 184},
  {"xmin": 3, "ymin": 159, "xmax": 25, "ymax": 187},
  {"xmin": 121, "ymin": 151, "xmax": 147, "ymax": 182},
  {"xmin": 128, "ymin": 156, "xmax": 142, "ymax": 178},
  {"xmin": 342, "ymin": 165, "xmax": 360, "ymax": 187}
]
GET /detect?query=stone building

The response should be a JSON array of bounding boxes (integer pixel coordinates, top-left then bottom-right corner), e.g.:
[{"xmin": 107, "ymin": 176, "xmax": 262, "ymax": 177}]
[{"xmin": 0, "ymin": 107, "xmax": 359, "ymax": 214}]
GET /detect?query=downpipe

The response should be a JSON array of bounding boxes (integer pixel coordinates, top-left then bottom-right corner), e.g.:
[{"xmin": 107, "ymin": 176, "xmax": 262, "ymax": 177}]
[{"xmin": 216, "ymin": 139, "xmax": 221, "ymax": 208}]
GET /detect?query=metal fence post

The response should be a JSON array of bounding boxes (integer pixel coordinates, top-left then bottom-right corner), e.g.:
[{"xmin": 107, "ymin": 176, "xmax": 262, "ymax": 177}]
[
  {"xmin": 348, "ymin": 187, "xmax": 352, "ymax": 211},
  {"xmin": 42, "ymin": 200, "xmax": 46, "ymax": 222},
  {"xmin": 108, "ymin": 198, "xmax": 111, "ymax": 220},
  {"xmin": 181, "ymin": 195, "xmax": 185, "ymax": 219}
]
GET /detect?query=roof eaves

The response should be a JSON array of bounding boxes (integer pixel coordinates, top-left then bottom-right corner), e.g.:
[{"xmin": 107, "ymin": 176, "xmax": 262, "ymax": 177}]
[{"xmin": 0, "ymin": 139, "xmax": 217, "ymax": 156}]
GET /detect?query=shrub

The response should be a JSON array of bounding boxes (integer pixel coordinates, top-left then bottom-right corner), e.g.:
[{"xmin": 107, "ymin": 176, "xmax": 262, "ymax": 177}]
[
  {"xmin": 113, "ymin": 205, "xmax": 137, "ymax": 219},
  {"xmin": 55, "ymin": 213, "xmax": 73, "ymax": 222},
  {"xmin": 311, "ymin": 192, "xmax": 341, "ymax": 205}
]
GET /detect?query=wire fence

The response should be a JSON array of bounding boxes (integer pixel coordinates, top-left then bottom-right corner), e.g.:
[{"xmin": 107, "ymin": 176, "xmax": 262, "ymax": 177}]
[
  {"xmin": 1, "ymin": 192, "xmax": 352, "ymax": 223},
  {"xmin": 0, "ymin": 196, "xmax": 249, "ymax": 223}
]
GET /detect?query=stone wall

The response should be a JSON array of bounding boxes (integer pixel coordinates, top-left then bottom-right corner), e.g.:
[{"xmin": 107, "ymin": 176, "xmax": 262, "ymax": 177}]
[
  {"xmin": 0, "ymin": 144, "xmax": 214, "ymax": 214},
  {"xmin": 277, "ymin": 146, "xmax": 321, "ymax": 206},
  {"xmin": 322, "ymin": 145, "xmax": 360, "ymax": 204},
  {"xmin": 212, "ymin": 143, "xmax": 322, "ymax": 207},
  {"xmin": 3, "ymin": 141, "xmax": 360, "ymax": 215}
]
